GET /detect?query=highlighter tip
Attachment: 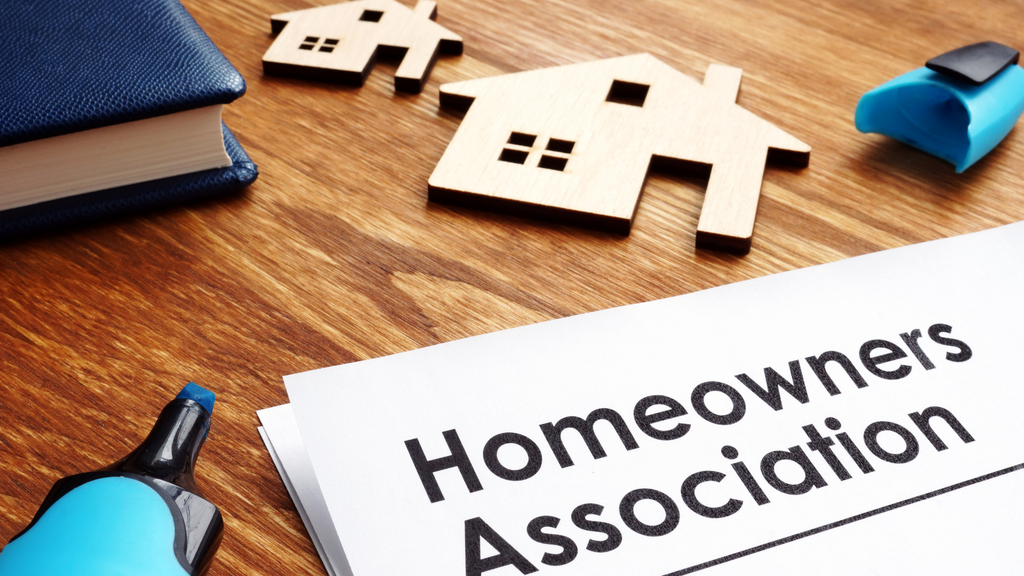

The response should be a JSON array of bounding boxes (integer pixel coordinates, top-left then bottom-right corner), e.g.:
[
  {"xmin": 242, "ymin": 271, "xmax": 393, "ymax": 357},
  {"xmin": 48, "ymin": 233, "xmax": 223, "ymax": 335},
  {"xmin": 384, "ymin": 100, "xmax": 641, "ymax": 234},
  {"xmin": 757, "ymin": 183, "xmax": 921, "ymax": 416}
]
[{"xmin": 177, "ymin": 382, "xmax": 215, "ymax": 415}]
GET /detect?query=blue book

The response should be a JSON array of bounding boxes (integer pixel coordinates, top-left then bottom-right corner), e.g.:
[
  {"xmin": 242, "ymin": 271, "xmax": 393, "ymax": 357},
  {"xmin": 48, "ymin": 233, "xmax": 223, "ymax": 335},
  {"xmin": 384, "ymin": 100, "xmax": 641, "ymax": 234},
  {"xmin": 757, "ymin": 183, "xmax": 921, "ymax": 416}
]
[{"xmin": 0, "ymin": 0, "xmax": 258, "ymax": 241}]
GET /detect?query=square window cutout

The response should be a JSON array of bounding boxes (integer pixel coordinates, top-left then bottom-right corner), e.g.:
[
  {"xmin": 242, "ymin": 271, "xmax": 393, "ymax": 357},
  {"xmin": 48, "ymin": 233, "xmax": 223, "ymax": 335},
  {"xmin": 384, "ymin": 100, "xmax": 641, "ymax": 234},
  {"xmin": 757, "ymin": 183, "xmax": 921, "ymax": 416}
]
[
  {"xmin": 499, "ymin": 148, "xmax": 529, "ymax": 164},
  {"xmin": 606, "ymin": 80, "xmax": 650, "ymax": 107},
  {"xmin": 360, "ymin": 9, "xmax": 384, "ymax": 22},
  {"xmin": 507, "ymin": 132, "xmax": 537, "ymax": 147},
  {"xmin": 538, "ymin": 155, "xmax": 568, "ymax": 171},
  {"xmin": 546, "ymin": 138, "xmax": 575, "ymax": 154}
]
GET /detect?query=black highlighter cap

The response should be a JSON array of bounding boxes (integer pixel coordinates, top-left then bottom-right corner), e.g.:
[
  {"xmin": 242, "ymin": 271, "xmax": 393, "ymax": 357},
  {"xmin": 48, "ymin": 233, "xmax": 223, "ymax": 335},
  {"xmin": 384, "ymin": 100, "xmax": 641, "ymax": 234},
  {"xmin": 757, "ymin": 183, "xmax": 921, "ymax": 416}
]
[
  {"xmin": 108, "ymin": 382, "xmax": 215, "ymax": 494},
  {"xmin": 926, "ymin": 41, "xmax": 1020, "ymax": 86}
]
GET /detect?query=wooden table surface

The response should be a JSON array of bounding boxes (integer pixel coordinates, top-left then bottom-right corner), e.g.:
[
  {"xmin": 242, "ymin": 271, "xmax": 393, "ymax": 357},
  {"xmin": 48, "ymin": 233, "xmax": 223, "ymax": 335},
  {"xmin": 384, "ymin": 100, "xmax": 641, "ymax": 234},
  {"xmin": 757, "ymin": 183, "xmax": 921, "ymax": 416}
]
[{"xmin": 2, "ymin": 0, "xmax": 1023, "ymax": 573}]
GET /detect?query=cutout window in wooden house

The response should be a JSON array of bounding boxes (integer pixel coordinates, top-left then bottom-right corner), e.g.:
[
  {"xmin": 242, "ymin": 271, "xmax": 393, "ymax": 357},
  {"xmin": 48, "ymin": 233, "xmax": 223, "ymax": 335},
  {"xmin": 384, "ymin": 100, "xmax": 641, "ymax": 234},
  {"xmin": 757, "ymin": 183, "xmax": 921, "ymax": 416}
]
[
  {"xmin": 606, "ymin": 80, "xmax": 650, "ymax": 107},
  {"xmin": 507, "ymin": 132, "xmax": 537, "ymax": 147},
  {"xmin": 499, "ymin": 149, "xmax": 529, "ymax": 164},
  {"xmin": 538, "ymin": 155, "xmax": 568, "ymax": 171},
  {"xmin": 499, "ymin": 132, "xmax": 537, "ymax": 164},
  {"xmin": 537, "ymin": 138, "xmax": 575, "ymax": 171},
  {"xmin": 298, "ymin": 37, "xmax": 341, "ymax": 52},
  {"xmin": 545, "ymin": 138, "xmax": 575, "ymax": 154},
  {"xmin": 320, "ymin": 38, "xmax": 340, "ymax": 53},
  {"xmin": 360, "ymin": 9, "xmax": 384, "ymax": 22}
]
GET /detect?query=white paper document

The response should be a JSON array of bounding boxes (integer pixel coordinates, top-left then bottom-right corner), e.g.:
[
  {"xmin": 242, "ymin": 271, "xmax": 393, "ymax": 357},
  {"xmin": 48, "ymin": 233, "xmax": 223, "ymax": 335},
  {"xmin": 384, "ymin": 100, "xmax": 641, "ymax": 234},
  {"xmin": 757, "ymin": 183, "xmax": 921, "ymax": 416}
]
[
  {"xmin": 262, "ymin": 221, "xmax": 1024, "ymax": 576},
  {"xmin": 257, "ymin": 405, "xmax": 350, "ymax": 576}
]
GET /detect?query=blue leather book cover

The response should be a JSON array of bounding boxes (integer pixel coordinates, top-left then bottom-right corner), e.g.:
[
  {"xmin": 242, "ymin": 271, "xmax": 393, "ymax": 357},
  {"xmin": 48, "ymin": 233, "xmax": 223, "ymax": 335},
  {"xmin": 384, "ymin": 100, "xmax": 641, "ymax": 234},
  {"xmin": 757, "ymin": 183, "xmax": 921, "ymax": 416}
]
[{"xmin": 0, "ymin": 0, "xmax": 258, "ymax": 239}]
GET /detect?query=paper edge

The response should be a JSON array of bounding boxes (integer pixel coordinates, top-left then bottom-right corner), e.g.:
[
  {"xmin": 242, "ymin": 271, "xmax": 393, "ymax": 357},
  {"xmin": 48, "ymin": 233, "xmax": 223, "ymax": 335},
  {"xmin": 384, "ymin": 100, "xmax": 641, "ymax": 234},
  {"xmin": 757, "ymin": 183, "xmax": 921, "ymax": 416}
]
[{"xmin": 258, "ymin": 424, "xmax": 339, "ymax": 576}]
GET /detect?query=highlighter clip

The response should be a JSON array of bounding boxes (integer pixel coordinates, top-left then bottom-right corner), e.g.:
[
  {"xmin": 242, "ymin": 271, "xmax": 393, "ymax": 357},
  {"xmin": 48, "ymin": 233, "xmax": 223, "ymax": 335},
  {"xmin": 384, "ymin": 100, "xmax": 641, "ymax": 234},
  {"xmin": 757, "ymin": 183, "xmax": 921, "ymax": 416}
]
[{"xmin": 855, "ymin": 41, "xmax": 1024, "ymax": 172}]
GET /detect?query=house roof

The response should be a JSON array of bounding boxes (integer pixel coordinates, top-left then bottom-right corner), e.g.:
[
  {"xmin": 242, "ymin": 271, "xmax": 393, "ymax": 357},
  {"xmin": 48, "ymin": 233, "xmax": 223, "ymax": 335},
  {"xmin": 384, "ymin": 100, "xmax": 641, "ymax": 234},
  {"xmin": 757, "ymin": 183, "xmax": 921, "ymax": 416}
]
[
  {"xmin": 440, "ymin": 53, "xmax": 809, "ymax": 156},
  {"xmin": 271, "ymin": 0, "xmax": 461, "ymax": 43}
]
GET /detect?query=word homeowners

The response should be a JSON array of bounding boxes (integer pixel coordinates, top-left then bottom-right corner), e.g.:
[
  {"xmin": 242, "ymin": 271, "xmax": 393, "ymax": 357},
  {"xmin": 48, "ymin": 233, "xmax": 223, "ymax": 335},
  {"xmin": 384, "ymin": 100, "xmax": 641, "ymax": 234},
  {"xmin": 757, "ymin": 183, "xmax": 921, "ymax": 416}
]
[{"xmin": 404, "ymin": 323, "xmax": 976, "ymax": 575}]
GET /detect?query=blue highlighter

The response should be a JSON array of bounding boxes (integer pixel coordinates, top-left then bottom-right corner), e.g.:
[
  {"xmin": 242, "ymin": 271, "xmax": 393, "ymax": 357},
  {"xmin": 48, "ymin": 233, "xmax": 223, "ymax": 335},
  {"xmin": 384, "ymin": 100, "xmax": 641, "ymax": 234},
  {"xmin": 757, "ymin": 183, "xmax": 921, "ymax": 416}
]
[
  {"xmin": 0, "ymin": 383, "xmax": 223, "ymax": 576},
  {"xmin": 856, "ymin": 41, "xmax": 1024, "ymax": 172}
]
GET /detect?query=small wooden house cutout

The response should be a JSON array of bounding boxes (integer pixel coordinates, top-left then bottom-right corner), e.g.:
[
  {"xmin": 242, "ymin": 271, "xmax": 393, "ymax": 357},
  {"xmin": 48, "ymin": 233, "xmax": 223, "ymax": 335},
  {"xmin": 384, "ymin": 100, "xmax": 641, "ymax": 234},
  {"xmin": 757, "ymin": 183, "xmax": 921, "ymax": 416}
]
[
  {"xmin": 428, "ymin": 54, "xmax": 810, "ymax": 253},
  {"xmin": 262, "ymin": 0, "xmax": 462, "ymax": 93}
]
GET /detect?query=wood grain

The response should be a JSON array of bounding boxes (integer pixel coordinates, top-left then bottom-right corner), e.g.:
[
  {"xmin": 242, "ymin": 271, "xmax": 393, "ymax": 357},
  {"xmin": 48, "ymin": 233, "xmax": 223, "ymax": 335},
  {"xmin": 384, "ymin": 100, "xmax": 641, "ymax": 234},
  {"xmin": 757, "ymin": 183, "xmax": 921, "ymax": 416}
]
[
  {"xmin": 2, "ymin": 0, "xmax": 1024, "ymax": 574},
  {"xmin": 263, "ymin": 0, "xmax": 462, "ymax": 93},
  {"xmin": 428, "ymin": 55, "xmax": 810, "ymax": 253}
]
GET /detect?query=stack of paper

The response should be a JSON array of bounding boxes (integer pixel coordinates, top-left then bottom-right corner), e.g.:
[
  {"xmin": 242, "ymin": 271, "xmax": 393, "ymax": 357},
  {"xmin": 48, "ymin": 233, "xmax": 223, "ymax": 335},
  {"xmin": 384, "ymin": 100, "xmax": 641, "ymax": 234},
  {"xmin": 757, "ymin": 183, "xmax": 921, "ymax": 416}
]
[{"xmin": 260, "ymin": 221, "xmax": 1024, "ymax": 576}]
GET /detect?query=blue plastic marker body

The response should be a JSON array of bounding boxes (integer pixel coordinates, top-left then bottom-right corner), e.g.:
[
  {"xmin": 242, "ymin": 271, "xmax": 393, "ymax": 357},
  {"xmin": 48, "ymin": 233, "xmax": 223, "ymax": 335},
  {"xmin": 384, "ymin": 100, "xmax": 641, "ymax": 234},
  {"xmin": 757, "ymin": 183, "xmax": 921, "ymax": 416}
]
[
  {"xmin": 0, "ymin": 383, "xmax": 224, "ymax": 576},
  {"xmin": 855, "ymin": 63, "xmax": 1024, "ymax": 172}
]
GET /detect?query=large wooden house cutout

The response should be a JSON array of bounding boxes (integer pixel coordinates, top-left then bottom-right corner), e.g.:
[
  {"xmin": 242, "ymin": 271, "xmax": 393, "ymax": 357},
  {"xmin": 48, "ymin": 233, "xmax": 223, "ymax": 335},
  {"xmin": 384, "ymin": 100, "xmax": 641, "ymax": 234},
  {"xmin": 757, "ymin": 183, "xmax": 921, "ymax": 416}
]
[
  {"xmin": 428, "ymin": 54, "xmax": 810, "ymax": 253},
  {"xmin": 262, "ymin": 0, "xmax": 462, "ymax": 93}
]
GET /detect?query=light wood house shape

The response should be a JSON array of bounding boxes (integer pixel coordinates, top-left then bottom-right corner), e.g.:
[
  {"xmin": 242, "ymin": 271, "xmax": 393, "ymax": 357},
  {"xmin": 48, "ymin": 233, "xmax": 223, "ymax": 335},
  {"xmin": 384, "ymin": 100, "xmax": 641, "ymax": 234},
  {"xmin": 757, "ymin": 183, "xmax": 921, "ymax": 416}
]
[
  {"xmin": 262, "ymin": 0, "xmax": 462, "ymax": 94},
  {"xmin": 428, "ymin": 54, "xmax": 810, "ymax": 253}
]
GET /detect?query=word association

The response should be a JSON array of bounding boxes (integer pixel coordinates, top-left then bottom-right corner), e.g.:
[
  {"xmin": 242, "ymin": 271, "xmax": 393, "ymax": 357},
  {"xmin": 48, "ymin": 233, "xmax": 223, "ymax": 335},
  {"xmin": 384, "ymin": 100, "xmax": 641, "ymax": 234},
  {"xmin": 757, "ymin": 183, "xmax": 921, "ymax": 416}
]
[{"xmin": 403, "ymin": 323, "xmax": 975, "ymax": 576}]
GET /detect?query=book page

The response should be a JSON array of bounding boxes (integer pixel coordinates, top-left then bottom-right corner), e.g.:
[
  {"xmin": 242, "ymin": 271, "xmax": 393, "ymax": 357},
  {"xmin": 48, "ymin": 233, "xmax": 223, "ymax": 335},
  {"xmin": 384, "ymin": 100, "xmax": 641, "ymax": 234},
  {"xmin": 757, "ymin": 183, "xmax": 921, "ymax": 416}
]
[{"xmin": 285, "ymin": 221, "xmax": 1024, "ymax": 576}]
